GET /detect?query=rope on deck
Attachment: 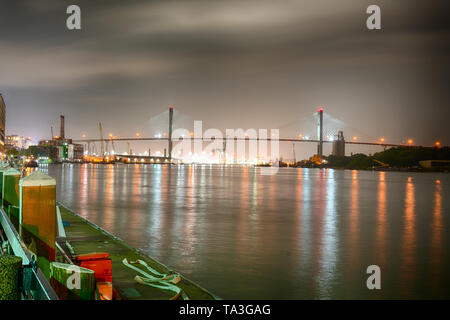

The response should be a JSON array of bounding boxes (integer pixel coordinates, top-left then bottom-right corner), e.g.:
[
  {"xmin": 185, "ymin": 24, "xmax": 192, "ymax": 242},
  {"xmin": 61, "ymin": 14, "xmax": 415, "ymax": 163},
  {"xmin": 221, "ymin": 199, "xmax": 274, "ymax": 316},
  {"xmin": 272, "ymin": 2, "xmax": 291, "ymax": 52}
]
[{"xmin": 122, "ymin": 258, "xmax": 189, "ymax": 300}]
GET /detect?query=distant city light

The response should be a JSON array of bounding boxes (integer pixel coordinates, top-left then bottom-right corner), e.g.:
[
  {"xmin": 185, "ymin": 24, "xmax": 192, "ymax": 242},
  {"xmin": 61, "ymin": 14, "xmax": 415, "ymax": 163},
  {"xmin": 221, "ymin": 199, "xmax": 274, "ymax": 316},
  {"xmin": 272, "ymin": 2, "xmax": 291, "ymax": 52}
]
[
  {"xmin": 407, "ymin": 139, "xmax": 413, "ymax": 145},
  {"xmin": 353, "ymin": 136, "xmax": 357, "ymax": 140},
  {"xmin": 380, "ymin": 137, "xmax": 385, "ymax": 142},
  {"xmin": 435, "ymin": 141, "xmax": 441, "ymax": 147}
]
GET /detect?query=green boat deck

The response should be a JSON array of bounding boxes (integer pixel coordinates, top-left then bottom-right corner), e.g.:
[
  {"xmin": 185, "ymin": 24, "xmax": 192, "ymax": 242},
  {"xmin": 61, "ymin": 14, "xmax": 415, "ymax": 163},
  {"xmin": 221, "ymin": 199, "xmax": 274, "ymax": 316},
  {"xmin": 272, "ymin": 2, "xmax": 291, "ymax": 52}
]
[{"xmin": 58, "ymin": 204, "xmax": 218, "ymax": 300}]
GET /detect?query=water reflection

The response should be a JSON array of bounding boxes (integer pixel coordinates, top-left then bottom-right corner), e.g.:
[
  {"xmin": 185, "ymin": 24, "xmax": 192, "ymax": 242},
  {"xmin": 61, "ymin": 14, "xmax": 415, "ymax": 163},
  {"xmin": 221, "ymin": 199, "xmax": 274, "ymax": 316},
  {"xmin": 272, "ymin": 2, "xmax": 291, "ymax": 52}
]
[{"xmin": 46, "ymin": 164, "xmax": 450, "ymax": 299}]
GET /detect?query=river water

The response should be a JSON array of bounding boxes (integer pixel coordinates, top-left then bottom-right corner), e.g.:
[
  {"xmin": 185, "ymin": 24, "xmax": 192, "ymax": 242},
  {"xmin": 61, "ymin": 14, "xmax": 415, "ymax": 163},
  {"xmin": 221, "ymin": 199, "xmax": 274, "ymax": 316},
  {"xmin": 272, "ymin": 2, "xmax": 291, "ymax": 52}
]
[{"xmin": 45, "ymin": 164, "xmax": 450, "ymax": 299}]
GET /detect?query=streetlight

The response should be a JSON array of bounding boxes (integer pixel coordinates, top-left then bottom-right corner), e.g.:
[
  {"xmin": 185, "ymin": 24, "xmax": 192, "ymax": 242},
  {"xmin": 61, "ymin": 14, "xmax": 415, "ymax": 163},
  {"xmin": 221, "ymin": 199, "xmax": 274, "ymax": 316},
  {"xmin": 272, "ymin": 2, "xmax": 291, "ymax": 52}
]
[
  {"xmin": 435, "ymin": 141, "xmax": 441, "ymax": 147},
  {"xmin": 136, "ymin": 133, "xmax": 141, "ymax": 137},
  {"xmin": 407, "ymin": 139, "xmax": 413, "ymax": 145},
  {"xmin": 380, "ymin": 137, "xmax": 385, "ymax": 143},
  {"xmin": 353, "ymin": 136, "xmax": 357, "ymax": 141}
]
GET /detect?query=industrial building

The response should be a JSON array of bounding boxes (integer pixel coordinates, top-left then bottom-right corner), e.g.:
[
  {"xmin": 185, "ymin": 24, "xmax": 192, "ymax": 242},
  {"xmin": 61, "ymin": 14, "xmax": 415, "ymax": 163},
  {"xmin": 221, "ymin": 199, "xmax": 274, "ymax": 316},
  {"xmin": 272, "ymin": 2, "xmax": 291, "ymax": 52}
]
[
  {"xmin": 332, "ymin": 131, "xmax": 346, "ymax": 156},
  {"xmin": 419, "ymin": 160, "xmax": 450, "ymax": 170},
  {"xmin": 5, "ymin": 135, "xmax": 33, "ymax": 150},
  {"xmin": 37, "ymin": 115, "xmax": 84, "ymax": 162}
]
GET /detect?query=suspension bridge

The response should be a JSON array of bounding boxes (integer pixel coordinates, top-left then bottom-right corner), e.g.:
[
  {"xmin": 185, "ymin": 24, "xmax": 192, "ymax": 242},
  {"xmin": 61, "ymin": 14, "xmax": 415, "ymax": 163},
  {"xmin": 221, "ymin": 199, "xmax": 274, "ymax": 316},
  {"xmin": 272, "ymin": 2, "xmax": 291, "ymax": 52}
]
[{"xmin": 72, "ymin": 106, "xmax": 437, "ymax": 163}]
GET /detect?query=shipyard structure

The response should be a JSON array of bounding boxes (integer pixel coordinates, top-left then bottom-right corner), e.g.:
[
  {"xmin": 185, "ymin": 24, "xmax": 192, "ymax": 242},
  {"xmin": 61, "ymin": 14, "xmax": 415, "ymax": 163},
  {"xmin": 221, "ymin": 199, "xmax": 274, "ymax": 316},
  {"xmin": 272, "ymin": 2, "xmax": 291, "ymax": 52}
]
[{"xmin": 35, "ymin": 115, "xmax": 84, "ymax": 163}]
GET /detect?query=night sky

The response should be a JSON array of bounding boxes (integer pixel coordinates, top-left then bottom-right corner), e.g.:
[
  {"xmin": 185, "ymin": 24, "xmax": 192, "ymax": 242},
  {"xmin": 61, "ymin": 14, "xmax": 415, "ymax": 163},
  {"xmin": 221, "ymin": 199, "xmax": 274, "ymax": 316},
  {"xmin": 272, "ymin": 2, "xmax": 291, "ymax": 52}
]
[{"xmin": 1, "ymin": 0, "xmax": 449, "ymax": 157}]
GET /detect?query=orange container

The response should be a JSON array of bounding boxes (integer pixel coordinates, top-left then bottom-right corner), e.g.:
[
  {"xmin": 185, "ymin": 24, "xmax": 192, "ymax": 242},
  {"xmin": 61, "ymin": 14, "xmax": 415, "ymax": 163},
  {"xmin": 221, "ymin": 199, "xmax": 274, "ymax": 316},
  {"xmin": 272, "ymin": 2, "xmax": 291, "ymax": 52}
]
[
  {"xmin": 19, "ymin": 171, "xmax": 57, "ymax": 264},
  {"xmin": 74, "ymin": 252, "xmax": 112, "ymax": 283}
]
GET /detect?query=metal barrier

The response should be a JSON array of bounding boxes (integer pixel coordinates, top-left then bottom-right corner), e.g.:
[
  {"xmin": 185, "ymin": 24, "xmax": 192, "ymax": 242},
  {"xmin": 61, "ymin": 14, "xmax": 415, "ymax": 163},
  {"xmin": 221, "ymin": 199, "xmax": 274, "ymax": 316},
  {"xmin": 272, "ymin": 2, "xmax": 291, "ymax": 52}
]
[{"xmin": 0, "ymin": 206, "xmax": 58, "ymax": 300}]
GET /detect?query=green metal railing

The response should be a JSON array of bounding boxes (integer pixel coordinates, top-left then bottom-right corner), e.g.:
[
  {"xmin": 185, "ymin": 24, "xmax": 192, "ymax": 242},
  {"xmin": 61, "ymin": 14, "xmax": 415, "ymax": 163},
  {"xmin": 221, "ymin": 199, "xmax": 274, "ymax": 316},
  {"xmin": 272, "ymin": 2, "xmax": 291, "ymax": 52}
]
[{"xmin": 0, "ymin": 206, "xmax": 58, "ymax": 300}]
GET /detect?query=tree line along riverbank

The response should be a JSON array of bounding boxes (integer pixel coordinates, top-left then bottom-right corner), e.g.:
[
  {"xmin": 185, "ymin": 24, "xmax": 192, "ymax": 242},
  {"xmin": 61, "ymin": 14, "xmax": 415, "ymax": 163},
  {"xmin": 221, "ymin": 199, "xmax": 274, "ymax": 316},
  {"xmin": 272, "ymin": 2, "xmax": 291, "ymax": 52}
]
[{"xmin": 301, "ymin": 146, "xmax": 450, "ymax": 171}]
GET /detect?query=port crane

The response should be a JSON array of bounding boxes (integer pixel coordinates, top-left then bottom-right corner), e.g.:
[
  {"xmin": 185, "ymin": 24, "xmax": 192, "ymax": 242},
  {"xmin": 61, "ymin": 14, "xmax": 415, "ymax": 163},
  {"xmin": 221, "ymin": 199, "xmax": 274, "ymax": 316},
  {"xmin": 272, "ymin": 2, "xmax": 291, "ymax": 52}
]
[{"xmin": 373, "ymin": 159, "xmax": 389, "ymax": 167}]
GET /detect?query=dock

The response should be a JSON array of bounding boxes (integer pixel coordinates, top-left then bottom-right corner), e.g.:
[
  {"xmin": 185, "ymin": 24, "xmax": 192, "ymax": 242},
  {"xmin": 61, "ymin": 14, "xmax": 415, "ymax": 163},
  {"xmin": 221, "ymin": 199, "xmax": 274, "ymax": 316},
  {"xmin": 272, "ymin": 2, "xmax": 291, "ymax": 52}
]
[{"xmin": 57, "ymin": 204, "xmax": 219, "ymax": 300}]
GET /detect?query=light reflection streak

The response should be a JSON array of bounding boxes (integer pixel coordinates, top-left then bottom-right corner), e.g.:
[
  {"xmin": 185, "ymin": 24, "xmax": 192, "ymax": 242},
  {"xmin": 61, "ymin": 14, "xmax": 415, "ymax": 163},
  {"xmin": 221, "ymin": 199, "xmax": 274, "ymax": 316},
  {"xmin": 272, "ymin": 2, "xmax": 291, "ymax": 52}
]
[
  {"xmin": 430, "ymin": 179, "xmax": 443, "ymax": 291},
  {"xmin": 180, "ymin": 165, "xmax": 197, "ymax": 263},
  {"xmin": 400, "ymin": 176, "xmax": 416, "ymax": 294},
  {"xmin": 349, "ymin": 170, "xmax": 359, "ymax": 264},
  {"xmin": 238, "ymin": 166, "xmax": 249, "ymax": 256},
  {"xmin": 375, "ymin": 171, "xmax": 387, "ymax": 265},
  {"xmin": 149, "ymin": 165, "xmax": 162, "ymax": 256},
  {"xmin": 299, "ymin": 168, "xmax": 311, "ymax": 275},
  {"xmin": 126, "ymin": 164, "xmax": 140, "ymax": 243},
  {"xmin": 311, "ymin": 169, "xmax": 325, "ymax": 297},
  {"xmin": 86, "ymin": 164, "xmax": 97, "ymax": 219},
  {"xmin": 80, "ymin": 164, "xmax": 88, "ymax": 216},
  {"xmin": 317, "ymin": 169, "xmax": 337, "ymax": 298}
]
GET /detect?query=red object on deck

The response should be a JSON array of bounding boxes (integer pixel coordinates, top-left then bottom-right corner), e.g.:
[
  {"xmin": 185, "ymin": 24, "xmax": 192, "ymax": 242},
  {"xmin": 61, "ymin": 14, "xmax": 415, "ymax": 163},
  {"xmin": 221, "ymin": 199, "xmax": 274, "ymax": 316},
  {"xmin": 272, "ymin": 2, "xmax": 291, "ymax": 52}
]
[
  {"xmin": 75, "ymin": 252, "xmax": 110, "ymax": 261},
  {"xmin": 74, "ymin": 252, "xmax": 112, "ymax": 283},
  {"xmin": 96, "ymin": 282, "xmax": 113, "ymax": 300}
]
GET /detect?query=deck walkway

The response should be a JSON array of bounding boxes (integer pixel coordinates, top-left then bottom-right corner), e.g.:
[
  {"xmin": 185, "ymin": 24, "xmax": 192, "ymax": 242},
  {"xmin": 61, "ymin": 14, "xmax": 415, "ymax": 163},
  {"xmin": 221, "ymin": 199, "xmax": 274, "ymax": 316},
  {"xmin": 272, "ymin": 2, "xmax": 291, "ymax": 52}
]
[{"xmin": 58, "ymin": 204, "xmax": 218, "ymax": 300}]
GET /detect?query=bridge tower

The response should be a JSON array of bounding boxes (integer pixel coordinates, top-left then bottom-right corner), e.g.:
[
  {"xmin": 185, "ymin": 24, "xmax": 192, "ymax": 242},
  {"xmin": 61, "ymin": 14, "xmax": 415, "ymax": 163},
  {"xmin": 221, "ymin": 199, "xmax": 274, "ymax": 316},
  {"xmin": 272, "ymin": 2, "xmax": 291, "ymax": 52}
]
[
  {"xmin": 317, "ymin": 107, "xmax": 324, "ymax": 157},
  {"xmin": 168, "ymin": 105, "xmax": 174, "ymax": 160}
]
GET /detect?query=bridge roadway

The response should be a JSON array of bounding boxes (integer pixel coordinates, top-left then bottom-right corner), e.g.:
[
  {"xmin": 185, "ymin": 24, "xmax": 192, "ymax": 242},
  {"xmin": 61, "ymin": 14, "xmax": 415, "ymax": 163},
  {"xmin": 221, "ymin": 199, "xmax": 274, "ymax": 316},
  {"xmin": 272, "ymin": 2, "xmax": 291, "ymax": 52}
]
[{"xmin": 73, "ymin": 137, "xmax": 418, "ymax": 148}]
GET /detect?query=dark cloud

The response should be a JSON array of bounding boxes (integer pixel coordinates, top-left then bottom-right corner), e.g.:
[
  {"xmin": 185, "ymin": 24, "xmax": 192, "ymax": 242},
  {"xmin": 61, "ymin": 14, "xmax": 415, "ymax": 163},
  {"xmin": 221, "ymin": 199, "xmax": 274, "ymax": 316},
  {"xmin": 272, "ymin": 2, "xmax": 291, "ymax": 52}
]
[{"xmin": 0, "ymin": 0, "xmax": 449, "ymax": 157}]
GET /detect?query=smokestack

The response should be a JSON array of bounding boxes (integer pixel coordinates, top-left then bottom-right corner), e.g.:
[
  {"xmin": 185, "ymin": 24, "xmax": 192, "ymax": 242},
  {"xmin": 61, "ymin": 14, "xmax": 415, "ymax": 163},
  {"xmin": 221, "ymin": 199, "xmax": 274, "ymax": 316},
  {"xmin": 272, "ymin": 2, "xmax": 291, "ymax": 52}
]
[{"xmin": 60, "ymin": 115, "xmax": 65, "ymax": 140}]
